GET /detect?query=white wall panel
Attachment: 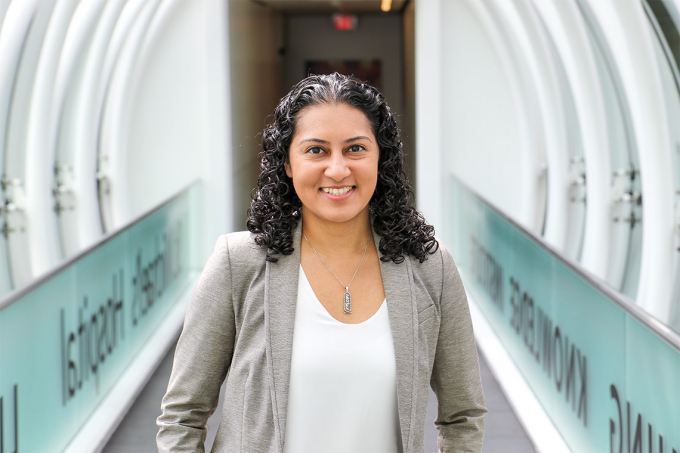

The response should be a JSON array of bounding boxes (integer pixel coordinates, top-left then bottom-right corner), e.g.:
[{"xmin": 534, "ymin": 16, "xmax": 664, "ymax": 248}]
[
  {"xmin": 415, "ymin": 0, "xmax": 442, "ymax": 227},
  {"xmin": 439, "ymin": 0, "xmax": 526, "ymax": 225},
  {"xmin": 228, "ymin": 1, "xmax": 284, "ymax": 229},
  {"xmin": 199, "ymin": 0, "xmax": 233, "ymax": 264},
  {"xmin": 123, "ymin": 0, "xmax": 205, "ymax": 220}
]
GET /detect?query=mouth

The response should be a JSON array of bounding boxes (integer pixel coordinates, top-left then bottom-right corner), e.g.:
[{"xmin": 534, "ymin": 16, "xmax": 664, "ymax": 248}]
[{"xmin": 320, "ymin": 186, "xmax": 355, "ymax": 196}]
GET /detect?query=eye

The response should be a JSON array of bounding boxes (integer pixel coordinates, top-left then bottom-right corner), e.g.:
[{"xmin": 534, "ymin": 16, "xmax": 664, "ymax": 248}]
[
  {"xmin": 347, "ymin": 144, "xmax": 366, "ymax": 153},
  {"xmin": 305, "ymin": 146, "xmax": 325, "ymax": 155}
]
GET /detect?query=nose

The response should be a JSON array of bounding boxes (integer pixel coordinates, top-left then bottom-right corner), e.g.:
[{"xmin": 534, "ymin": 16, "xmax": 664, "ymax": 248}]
[{"xmin": 324, "ymin": 150, "xmax": 351, "ymax": 181}]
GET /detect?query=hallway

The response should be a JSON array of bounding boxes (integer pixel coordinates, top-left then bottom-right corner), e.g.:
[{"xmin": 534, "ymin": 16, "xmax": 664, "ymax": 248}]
[{"xmin": 104, "ymin": 339, "xmax": 536, "ymax": 453}]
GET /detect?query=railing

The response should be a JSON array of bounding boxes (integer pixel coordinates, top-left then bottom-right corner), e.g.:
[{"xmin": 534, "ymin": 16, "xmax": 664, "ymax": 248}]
[
  {"xmin": 0, "ymin": 181, "xmax": 200, "ymax": 452},
  {"xmin": 445, "ymin": 175, "xmax": 680, "ymax": 453}
]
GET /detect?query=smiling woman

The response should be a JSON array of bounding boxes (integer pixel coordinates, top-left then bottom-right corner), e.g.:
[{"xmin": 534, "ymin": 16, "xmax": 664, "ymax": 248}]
[{"xmin": 156, "ymin": 73, "xmax": 487, "ymax": 453}]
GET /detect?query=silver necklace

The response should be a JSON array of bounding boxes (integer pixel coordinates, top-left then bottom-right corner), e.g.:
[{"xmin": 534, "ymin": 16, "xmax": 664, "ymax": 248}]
[{"xmin": 303, "ymin": 231, "xmax": 371, "ymax": 314}]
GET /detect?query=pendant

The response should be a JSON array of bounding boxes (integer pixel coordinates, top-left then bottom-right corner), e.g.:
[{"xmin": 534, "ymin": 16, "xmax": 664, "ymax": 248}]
[{"xmin": 343, "ymin": 287, "xmax": 352, "ymax": 314}]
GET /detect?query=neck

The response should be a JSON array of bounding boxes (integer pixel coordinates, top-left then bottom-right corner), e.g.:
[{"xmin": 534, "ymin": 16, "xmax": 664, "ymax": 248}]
[{"xmin": 301, "ymin": 208, "xmax": 372, "ymax": 256}]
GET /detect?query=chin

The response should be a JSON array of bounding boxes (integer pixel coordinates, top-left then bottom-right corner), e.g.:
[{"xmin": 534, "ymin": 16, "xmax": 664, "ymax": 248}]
[
  {"xmin": 326, "ymin": 210, "xmax": 370, "ymax": 224},
  {"xmin": 304, "ymin": 206, "xmax": 369, "ymax": 225}
]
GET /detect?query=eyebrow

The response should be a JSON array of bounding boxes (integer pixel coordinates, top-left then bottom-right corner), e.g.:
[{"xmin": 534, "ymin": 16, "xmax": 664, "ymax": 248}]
[{"xmin": 298, "ymin": 136, "xmax": 373, "ymax": 145}]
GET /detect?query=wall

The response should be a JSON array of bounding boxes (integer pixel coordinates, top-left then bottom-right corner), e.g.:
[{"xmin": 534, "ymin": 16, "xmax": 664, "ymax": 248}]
[
  {"xmin": 417, "ymin": 0, "xmax": 537, "ymax": 233},
  {"xmin": 125, "ymin": 0, "xmax": 205, "ymax": 218},
  {"xmin": 0, "ymin": 1, "xmax": 232, "ymax": 450},
  {"xmin": 402, "ymin": 0, "xmax": 416, "ymax": 196},
  {"xmin": 229, "ymin": 0, "xmax": 285, "ymax": 230},
  {"xmin": 115, "ymin": 0, "xmax": 232, "ymax": 263}
]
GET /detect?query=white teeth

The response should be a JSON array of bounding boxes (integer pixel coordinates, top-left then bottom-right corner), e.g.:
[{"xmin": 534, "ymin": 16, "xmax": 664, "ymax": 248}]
[{"xmin": 322, "ymin": 186, "xmax": 353, "ymax": 196}]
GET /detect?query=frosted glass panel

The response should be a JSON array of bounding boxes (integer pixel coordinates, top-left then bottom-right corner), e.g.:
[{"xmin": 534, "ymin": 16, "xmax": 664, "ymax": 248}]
[
  {"xmin": 445, "ymin": 175, "xmax": 680, "ymax": 452},
  {"xmin": 0, "ymin": 183, "xmax": 198, "ymax": 452}
]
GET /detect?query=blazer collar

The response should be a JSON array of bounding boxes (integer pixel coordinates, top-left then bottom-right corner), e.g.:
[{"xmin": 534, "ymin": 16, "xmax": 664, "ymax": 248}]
[{"xmin": 265, "ymin": 221, "xmax": 416, "ymax": 453}]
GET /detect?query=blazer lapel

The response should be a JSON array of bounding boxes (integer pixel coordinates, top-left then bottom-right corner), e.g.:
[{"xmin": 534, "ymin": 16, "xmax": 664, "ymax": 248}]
[
  {"xmin": 374, "ymin": 232, "xmax": 416, "ymax": 453},
  {"xmin": 264, "ymin": 223, "xmax": 302, "ymax": 452}
]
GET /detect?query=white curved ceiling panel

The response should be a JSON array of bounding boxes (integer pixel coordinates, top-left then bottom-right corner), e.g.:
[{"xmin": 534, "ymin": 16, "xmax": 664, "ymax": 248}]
[
  {"xmin": 585, "ymin": 0, "xmax": 675, "ymax": 322},
  {"xmin": 0, "ymin": 0, "xmax": 41, "ymax": 291},
  {"xmin": 25, "ymin": 0, "xmax": 81, "ymax": 276},
  {"xmin": 51, "ymin": 0, "xmax": 106, "ymax": 257},
  {"xmin": 99, "ymin": 0, "xmax": 163, "ymax": 230},
  {"xmin": 511, "ymin": 0, "xmax": 571, "ymax": 252},
  {"xmin": 488, "ymin": 0, "xmax": 552, "ymax": 235},
  {"xmin": 576, "ymin": 0, "xmax": 641, "ymax": 298},
  {"xmin": 71, "ymin": 0, "xmax": 127, "ymax": 248},
  {"xmin": 530, "ymin": 0, "xmax": 612, "ymax": 282},
  {"xmin": 4, "ymin": 0, "xmax": 57, "ymax": 287}
]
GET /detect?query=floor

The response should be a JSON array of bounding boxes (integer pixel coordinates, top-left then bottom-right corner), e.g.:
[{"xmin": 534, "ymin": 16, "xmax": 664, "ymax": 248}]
[{"xmin": 103, "ymin": 340, "xmax": 536, "ymax": 453}]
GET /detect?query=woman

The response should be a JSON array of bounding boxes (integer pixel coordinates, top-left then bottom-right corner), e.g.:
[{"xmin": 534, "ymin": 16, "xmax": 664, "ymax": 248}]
[{"xmin": 156, "ymin": 73, "xmax": 486, "ymax": 452}]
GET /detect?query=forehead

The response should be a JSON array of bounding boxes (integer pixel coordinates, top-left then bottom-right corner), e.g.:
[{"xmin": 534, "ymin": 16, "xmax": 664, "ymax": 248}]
[{"xmin": 294, "ymin": 103, "xmax": 374, "ymax": 138}]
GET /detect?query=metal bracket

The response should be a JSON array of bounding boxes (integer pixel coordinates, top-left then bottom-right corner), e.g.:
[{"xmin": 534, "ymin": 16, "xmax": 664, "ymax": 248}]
[
  {"xmin": 568, "ymin": 156, "xmax": 586, "ymax": 203},
  {"xmin": 613, "ymin": 191, "xmax": 642, "ymax": 205},
  {"xmin": 53, "ymin": 163, "xmax": 76, "ymax": 214},
  {"xmin": 0, "ymin": 175, "xmax": 27, "ymax": 237},
  {"xmin": 96, "ymin": 154, "xmax": 111, "ymax": 196},
  {"xmin": 612, "ymin": 167, "xmax": 641, "ymax": 226},
  {"xmin": 0, "ymin": 175, "xmax": 26, "ymax": 214}
]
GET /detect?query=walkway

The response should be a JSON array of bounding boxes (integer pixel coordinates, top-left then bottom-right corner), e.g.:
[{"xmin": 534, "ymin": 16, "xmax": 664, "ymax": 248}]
[{"xmin": 103, "ymin": 340, "xmax": 536, "ymax": 453}]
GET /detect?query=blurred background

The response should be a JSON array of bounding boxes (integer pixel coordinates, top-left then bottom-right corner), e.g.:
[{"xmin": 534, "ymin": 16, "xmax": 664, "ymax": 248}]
[{"xmin": 1, "ymin": 0, "xmax": 680, "ymax": 451}]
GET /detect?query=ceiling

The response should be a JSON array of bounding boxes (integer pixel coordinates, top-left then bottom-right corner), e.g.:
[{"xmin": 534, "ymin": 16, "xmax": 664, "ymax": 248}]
[{"xmin": 253, "ymin": 0, "xmax": 408, "ymax": 13}]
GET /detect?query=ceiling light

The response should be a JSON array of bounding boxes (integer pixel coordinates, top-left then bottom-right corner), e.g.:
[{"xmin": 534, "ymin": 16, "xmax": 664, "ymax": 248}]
[{"xmin": 381, "ymin": 0, "xmax": 392, "ymax": 12}]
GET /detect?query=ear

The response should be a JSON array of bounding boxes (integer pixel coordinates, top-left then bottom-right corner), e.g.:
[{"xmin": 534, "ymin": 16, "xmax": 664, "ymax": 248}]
[{"xmin": 284, "ymin": 160, "xmax": 292, "ymax": 178}]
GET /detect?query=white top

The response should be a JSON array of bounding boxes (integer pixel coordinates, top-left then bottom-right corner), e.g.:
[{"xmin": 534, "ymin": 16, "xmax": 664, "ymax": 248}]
[{"xmin": 283, "ymin": 266, "xmax": 402, "ymax": 453}]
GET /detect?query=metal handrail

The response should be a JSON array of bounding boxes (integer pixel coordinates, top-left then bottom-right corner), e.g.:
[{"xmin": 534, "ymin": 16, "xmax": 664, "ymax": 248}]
[
  {"xmin": 452, "ymin": 174, "xmax": 680, "ymax": 352},
  {"xmin": 0, "ymin": 179, "xmax": 200, "ymax": 312}
]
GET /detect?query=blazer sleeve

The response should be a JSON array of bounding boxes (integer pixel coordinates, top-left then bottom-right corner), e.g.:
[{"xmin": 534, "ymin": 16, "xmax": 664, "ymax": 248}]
[
  {"xmin": 430, "ymin": 243, "xmax": 487, "ymax": 453},
  {"xmin": 156, "ymin": 235, "xmax": 235, "ymax": 452}
]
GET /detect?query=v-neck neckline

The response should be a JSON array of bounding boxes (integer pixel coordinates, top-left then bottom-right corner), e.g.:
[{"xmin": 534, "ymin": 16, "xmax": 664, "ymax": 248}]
[{"xmin": 299, "ymin": 264, "xmax": 386, "ymax": 325}]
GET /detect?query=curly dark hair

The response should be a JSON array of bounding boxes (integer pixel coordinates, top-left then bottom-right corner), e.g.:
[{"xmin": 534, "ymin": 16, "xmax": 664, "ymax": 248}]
[{"xmin": 246, "ymin": 73, "xmax": 438, "ymax": 264}]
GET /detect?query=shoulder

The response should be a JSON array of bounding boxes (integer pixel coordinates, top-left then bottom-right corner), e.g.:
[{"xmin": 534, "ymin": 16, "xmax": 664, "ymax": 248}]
[
  {"xmin": 222, "ymin": 230, "xmax": 262, "ymax": 252},
  {"xmin": 409, "ymin": 238, "xmax": 459, "ymax": 297},
  {"xmin": 218, "ymin": 230, "xmax": 268, "ymax": 270},
  {"xmin": 435, "ymin": 238, "xmax": 457, "ymax": 271},
  {"xmin": 432, "ymin": 238, "xmax": 462, "ymax": 285},
  {"xmin": 409, "ymin": 237, "xmax": 454, "ymax": 276}
]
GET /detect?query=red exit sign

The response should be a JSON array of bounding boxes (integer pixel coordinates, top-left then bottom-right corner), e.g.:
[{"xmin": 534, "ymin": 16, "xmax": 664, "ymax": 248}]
[{"xmin": 333, "ymin": 14, "xmax": 357, "ymax": 31}]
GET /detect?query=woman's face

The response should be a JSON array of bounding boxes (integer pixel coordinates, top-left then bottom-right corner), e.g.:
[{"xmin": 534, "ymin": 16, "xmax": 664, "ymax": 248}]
[{"xmin": 285, "ymin": 103, "xmax": 379, "ymax": 226}]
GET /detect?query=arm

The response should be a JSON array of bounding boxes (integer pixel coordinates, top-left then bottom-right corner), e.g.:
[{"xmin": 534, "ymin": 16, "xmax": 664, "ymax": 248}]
[
  {"xmin": 430, "ymin": 244, "xmax": 487, "ymax": 453},
  {"xmin": 157, "ymin": 235, "xmax": 235, "ymax": 452}
]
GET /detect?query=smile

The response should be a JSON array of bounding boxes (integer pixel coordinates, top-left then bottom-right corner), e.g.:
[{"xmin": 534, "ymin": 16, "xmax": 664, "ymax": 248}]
[{"xmin": 321, "ymin": 186, "xmax": 355, "ymax": 196}]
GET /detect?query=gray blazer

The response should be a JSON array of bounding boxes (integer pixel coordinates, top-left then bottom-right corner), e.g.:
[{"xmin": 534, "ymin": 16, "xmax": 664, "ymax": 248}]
[{"xmin": 157, "ymin": 224, "xmax": 486, "ymax": 452}]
